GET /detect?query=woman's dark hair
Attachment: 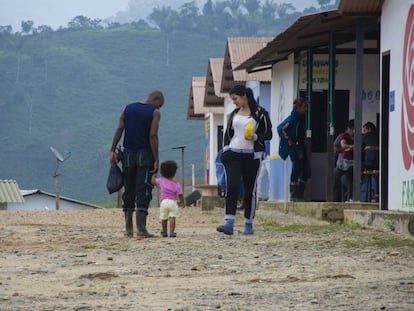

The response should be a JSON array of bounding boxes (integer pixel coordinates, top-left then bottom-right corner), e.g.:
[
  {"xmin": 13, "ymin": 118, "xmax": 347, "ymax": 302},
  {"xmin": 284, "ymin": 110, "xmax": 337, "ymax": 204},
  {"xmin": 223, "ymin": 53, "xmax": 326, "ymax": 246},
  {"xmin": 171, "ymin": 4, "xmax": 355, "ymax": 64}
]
[
  {"xmin": 160, "ymin": 160, "xmax": 178, "ymax": 179},
  {"xmin": 229, "ymin": 84, "xmax": 258, "ymax": 115},
  {"xmin": 363, "ymin": 121, "xmax": 377, "ymax": 132},
  {"xmin": 293, "ymin": 97, "xmax": 307, "ymax": 108}
]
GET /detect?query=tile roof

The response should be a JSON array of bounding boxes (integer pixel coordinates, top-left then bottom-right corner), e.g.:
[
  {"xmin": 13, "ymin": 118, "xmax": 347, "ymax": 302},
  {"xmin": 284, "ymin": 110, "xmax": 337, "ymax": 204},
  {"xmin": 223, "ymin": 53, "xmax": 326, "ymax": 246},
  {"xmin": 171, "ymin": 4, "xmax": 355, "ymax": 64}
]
[
  {"xmin": 204, "ymin": 58, "xmax": 225, "ymax": 110},
  {"xmin": 236, "ymin": 8, "xmax": 379, "ymax": 72},
  {"xmin": 209, "ymin": 58, "xmax": 227, "ymax": 98},
  {"xmin": 187, "ymin": 77, "xmax": 223, "ymax": 120},
  {"xmin": 187, "ymin": 77, "xmax": 205, "ymax": 120},
  {"xmin": 0, "ymin": 180, "xmax": 24, "ymax": 203},
  {"xmin": 220, "ymin": 37, "xmax": 272, "ymax": 93}
]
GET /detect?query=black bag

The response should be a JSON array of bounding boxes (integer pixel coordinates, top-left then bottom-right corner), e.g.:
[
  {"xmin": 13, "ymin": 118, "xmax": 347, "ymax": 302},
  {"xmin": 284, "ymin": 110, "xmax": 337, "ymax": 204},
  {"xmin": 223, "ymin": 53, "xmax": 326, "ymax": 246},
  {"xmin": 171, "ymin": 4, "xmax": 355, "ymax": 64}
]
[
  {"xmin": 185, "ymin": 190, "xmax": 201, "ymax": 206},
  {"xmin": 106, "ymin": 163, "xmax": 123, "ymax": 194}
]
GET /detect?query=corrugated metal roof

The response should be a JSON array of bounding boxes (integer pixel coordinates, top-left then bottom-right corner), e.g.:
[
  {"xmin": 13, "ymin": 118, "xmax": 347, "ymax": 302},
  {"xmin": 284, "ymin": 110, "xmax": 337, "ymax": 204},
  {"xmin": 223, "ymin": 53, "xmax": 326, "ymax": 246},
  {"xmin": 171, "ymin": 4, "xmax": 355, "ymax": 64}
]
[
  {"xmin": 237, "ymin": 7, "xmax": 379, "ymax": 72},
  {"xmin": 220, "ymin": 37, "xmax": 272, "ymax": 93},
  {"xmin": 204, "ymin": 58, "xmax": 225, "ymax": 110},
  {"xmin": 338, "ymin": 0, "xmax": 382, "ymax": 14},
  {"xmin": 19, "ymin": 189, "xmax": 101, "ymax": 209},
  {"xmin": 0, "ymin": 180, "xmax": 24, "ymax": 203}
]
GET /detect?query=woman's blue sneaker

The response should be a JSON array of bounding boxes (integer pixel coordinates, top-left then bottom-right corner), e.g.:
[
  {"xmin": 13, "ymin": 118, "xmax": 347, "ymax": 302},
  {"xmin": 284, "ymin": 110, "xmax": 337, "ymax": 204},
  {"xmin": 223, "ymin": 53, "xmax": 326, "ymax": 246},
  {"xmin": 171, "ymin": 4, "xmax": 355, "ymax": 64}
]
[
  {"xmin": 161, "ymin": 231, "xmax": 168, "ymax": 238},
  {"xmin": 216, "ymin": 220, "xmax": 234, "ymax": 235},
  {"xmin": 243, "ymin": 223, "xmax": 254, "ymax": 235}
]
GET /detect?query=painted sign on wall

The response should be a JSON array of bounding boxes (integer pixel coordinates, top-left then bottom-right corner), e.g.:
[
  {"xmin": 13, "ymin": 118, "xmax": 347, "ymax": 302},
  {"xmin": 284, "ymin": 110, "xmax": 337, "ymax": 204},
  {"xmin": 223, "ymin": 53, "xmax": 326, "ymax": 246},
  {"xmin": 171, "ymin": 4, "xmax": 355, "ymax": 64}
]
[{"xmin": 401, "ymin": 4, "xmax": 414, "ymax": 209}]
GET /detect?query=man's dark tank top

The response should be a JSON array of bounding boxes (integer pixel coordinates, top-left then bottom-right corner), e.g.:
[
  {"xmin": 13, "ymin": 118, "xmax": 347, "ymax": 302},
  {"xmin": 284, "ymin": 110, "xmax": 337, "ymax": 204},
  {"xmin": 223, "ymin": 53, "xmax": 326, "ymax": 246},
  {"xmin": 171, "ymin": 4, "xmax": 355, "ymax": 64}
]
[{"xmin": 123, "ymin": 102, "xmax": 155, "ymax": 152}]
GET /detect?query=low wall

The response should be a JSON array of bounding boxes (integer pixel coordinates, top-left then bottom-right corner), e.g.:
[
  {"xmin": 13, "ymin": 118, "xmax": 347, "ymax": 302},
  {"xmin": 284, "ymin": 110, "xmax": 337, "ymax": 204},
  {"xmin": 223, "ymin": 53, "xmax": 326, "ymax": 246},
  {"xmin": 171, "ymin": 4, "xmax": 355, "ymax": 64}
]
[{"xmin": 195, "ymin": 184, "xmax": 224, "ymax": 211}]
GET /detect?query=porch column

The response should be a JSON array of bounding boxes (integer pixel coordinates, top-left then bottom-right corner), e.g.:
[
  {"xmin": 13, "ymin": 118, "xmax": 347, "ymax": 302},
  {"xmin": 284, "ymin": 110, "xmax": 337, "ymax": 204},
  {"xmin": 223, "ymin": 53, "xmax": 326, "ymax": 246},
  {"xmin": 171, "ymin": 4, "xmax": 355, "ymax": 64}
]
[
  {"xmin": 327, "ymin": 32, "xmax": 336, "ymax": 202},
  {"xmin": 306, "ymin": 47, "xmax": 313, "ymax": 200},
  {"xmin": 353, "ymin": 19, "xmax": 364, "ymax": 202}
]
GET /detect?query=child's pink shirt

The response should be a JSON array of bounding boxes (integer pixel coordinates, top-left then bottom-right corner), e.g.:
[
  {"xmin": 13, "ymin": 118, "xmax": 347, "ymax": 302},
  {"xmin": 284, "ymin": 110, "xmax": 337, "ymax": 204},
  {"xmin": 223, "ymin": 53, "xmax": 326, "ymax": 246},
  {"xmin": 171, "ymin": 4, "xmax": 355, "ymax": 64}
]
[{"xmin": 156, "ymin": 177, "xmax": 182, "ymax": 201}]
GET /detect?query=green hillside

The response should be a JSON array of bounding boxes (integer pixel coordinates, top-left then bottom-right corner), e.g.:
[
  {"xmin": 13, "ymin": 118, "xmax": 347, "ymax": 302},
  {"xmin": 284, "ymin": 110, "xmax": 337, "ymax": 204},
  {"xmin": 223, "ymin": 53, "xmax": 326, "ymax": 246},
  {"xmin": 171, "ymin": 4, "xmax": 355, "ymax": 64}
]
[
  {"xmin": 0, "ymin": 1, "xmax": 333, "ymax": 201},
  {"xmin": 0, "ymin": 27, "xmax": 225, "ymax": 201}
]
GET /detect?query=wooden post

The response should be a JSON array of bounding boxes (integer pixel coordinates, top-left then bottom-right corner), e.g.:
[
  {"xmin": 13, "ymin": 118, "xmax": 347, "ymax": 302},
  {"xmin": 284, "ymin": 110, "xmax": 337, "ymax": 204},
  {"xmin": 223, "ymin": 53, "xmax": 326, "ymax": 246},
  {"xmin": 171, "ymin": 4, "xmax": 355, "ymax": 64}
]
[{"xmin": 53, "ymin": 174, "xmax": 60, "ymax": 210}]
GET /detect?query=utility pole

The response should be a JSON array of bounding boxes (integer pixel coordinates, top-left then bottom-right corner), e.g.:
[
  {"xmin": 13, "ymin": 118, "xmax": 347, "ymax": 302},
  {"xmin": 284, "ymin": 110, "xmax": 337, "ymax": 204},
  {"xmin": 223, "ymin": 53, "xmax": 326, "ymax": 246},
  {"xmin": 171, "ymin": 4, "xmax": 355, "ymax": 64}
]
[
  {"xmin": 50, "ymin": 147, "xmax": 71, "ymax": 210},
  {"xmin": 172, "ymin": 145, "xmax": 186, "ymax": 193},
  {"xmin": 53, "ymin": 172, "xmax": 60, "ymax": 210}
]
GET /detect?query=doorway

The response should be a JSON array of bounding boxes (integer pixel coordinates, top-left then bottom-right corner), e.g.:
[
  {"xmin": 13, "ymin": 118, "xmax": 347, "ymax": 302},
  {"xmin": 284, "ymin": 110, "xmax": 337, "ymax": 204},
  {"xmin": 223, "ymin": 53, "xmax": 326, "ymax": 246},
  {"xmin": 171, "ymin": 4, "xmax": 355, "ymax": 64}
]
[
  {"xmin": 381, "ymin": 52, "xmax": 390, "ymax": 210},
  {"xmin": 301, "ymin": 89, "xmax": 350, "ymax": 201},
  {"xmin": 300, "ymin": 90, "xmax": 349, "ymax": 152}
]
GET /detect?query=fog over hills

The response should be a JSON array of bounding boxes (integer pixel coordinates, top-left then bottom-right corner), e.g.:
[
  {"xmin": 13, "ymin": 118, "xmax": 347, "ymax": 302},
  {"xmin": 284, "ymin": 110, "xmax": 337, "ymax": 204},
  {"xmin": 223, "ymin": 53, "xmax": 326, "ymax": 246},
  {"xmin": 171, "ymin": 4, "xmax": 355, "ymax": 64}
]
[
  {"xmin": 111, "ymin": 0, "xmax": 323, "ymax": 24},
  {"xmin": 0, "ymin": 0, "xmax": 325, "ymax": 31},
  {"xmin": 0, "ymin": 0, "xmax": 336, "ymax": 202}
]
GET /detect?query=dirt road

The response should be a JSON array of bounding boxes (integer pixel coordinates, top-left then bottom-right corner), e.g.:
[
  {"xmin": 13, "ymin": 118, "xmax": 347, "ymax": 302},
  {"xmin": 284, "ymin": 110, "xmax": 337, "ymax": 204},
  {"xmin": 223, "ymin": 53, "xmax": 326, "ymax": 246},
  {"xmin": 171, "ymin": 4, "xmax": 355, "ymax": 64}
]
[{"xmin": 1, "ymin": 206, "xmax": 413, "ymax": 310}]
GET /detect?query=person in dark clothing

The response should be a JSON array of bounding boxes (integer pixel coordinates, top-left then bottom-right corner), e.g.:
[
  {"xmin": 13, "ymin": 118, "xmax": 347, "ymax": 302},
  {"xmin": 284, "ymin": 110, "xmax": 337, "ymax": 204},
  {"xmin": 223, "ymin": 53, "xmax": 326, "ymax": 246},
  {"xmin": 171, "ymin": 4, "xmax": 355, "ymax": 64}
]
[
  {"xmin": 216, "ymin": 85, "xmax": 272, "ymax": 236},
  {"xmin": 333, "ymin": 119, "xmax": 355, "ymax": 202},
  {"xmin": 277, "ymin": 98, "xmax": 310, "ymax": 201},
  {"xmin": 110, "ymin": 90, "xmax": 164, "ymax": 238},
  {"xmin": 361, "ymin": 122, "xmax": 379, "ymax": 202},
  {"xmin": 361, "ymin": 122, "xmax": 379, "ymax": 170}
]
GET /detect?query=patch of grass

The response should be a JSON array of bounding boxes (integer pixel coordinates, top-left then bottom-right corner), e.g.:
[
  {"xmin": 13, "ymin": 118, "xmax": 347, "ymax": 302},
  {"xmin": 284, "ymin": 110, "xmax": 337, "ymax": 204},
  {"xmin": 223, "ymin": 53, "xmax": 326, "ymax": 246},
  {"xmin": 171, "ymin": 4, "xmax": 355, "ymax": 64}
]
[
  {"xmin": 343, "ymin": 237, "xmax": 414, "ymax": 248},
  {"xmin": 103, "ymin": 245, "xmax": 124, "ymax": 251},
  {"xmin": 92, "ymin": 200, "xmax": 117, "ymax": 209},
  {"xmin": 253, "ymin": 216, "xmax": 414, "ymax": 250},
  {"xmin": 81, "ymin": 244, "xmax": 97, "ymax": 249},
  {"xmin": 258, "ymin": 218, "xmax": 347, "ymax": 234}
]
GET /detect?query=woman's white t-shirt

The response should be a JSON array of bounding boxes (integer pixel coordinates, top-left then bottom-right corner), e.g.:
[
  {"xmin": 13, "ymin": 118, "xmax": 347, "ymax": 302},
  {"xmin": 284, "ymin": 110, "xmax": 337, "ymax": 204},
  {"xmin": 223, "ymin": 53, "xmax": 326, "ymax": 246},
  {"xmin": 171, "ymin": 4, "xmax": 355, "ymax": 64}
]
[{"xmin": 229, "ymin": 114, "xmax": 256, "ymax": 151}]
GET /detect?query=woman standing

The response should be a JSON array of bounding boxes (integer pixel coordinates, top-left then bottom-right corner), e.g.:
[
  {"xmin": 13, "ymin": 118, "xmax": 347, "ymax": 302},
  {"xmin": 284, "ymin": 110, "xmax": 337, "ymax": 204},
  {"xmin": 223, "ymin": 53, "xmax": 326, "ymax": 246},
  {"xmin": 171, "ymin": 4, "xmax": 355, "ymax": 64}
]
[{"xmin": 217, "ymin": 85, "xmax": 272, "ymax": 235}]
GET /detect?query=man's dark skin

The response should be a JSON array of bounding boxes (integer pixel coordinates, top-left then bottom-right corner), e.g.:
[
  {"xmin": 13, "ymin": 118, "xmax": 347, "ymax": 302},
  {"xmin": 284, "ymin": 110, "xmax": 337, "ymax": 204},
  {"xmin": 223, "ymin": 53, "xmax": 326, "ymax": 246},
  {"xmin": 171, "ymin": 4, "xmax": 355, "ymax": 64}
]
[
  {"xmin": 110, "ymin": 90, "xmax": 164, "ymax": 237},
  {"xmin": 110, "ymin": 91, "xmax": 164, "ymax": 174}
]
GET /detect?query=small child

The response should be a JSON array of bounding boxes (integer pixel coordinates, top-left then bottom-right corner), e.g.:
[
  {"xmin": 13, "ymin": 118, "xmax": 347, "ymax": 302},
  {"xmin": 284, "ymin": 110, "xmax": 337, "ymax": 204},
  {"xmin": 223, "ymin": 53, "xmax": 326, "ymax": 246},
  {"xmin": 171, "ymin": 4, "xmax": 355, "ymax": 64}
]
[{"xmin": 152, "ymin": 160, "xmax": 185, "ymax": 237}]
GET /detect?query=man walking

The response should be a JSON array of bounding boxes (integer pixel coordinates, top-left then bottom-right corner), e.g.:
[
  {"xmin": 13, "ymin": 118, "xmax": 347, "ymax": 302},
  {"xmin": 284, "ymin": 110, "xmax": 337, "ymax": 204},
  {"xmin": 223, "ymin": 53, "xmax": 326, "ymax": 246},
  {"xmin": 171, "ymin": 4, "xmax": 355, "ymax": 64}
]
[{"xmin": 110, "ymin": 90, "xmax": 164, "ymax": 238}]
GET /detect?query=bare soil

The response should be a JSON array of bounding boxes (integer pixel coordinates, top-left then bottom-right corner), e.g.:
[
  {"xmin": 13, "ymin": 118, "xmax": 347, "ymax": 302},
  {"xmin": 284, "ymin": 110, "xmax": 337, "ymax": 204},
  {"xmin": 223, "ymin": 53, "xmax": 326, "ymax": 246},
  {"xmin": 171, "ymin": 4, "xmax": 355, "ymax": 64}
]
[{"xmin": 0, "ymin": 206, "xmax": 413, "ymax": 311}]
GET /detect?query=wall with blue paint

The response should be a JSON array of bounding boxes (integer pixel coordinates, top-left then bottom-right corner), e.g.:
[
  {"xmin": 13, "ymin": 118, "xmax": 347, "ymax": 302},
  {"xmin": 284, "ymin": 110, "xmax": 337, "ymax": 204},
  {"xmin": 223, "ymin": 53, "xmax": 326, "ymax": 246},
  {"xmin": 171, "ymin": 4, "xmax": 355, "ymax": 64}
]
[{"xmin": 269, "ymin": 156, "xmax": 291, "ymax": 201}]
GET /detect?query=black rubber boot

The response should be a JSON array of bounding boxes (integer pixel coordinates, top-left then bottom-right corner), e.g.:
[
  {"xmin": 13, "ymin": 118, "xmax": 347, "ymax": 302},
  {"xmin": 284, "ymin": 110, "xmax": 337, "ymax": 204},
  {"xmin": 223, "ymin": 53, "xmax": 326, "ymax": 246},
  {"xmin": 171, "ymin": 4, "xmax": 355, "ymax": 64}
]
[
  {"xmin": 297, "ymin": 181, "xmax": 306, "ymax": 201},
  {"xmin": 124, "ymin": 210, "xmax": 134, "ymax": 237},
  {"xmin": 289, "ymin": 182, "xmax": 299, "ymax": 201},
  {"xmin": 136, "ymin": 211, "xmax": 154, "ymax": 238}
]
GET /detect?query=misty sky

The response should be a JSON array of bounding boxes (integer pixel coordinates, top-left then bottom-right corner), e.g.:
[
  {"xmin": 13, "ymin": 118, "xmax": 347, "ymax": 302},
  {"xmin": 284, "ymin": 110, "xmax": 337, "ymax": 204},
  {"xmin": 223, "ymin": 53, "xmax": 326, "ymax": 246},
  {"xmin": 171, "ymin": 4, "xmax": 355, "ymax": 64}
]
[
  {"xmin": 0, "ymin": 0, "xmax": 130, "ymax": 30},
  {"xmin": 0, "ymin": 0, "xmax": 321, "ymax": 31},
  {"xmin": 0, "ymin": 0, "xmax": 208, "ymax": 30}
]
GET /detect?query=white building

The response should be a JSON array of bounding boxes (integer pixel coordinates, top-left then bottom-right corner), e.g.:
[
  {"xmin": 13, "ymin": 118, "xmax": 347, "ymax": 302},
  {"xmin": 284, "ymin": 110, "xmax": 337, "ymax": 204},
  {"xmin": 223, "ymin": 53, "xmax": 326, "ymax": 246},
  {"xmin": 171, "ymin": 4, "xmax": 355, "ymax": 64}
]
[
  {"xmin": 237, "ymin": 0, "xmax": 414, "ymax": 212},
  {"xmin": 8, "ymin": 190, "xmax": 101, "ymax": 210},
  {"xmin": 188, "ymin": 0, "xmax": 414, "ymax": 213},
  {"xmin": 187, "ymin": 37, "xmax": 272, "ymax": 188},
  {"xmin": 381, "ymin": 0, "xmax": 414, "ymax": 211}
]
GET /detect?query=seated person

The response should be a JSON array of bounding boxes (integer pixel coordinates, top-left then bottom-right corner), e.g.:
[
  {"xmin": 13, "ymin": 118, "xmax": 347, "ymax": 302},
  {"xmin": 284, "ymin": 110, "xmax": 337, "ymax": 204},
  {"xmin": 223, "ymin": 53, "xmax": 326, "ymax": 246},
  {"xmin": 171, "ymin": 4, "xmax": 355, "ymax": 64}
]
[
  {"xmin": 362, "ymin": 122, "xmax": 379, "ymax": 171},
  {"xmin": 361, "ymin": 122, "xmax": 379, "ymax": 201},
  {"xmin": 333, "ymin": 120, "xmax": 354, "ymax": 202}
]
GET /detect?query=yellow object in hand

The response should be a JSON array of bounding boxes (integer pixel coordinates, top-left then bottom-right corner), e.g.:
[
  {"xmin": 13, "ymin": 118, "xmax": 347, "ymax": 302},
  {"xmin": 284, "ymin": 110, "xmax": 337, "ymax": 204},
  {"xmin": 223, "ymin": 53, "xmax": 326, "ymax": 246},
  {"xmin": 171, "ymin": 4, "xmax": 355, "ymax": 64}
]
[{"xmin": 245, "ymin": 121, "xmax": 254, "ymax": 139}]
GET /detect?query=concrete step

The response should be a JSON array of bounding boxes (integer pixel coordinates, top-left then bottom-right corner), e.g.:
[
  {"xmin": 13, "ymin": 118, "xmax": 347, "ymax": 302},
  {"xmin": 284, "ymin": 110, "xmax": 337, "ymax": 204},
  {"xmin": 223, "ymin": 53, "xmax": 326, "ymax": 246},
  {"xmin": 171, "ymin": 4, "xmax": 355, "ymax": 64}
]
[
  {"xmin": 344, "ymin": 209, "xmax": 414, "ymax": 237},
  {"xmin": 258, "ymin": 201, "xmax": 414, "ymax": 237}
]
